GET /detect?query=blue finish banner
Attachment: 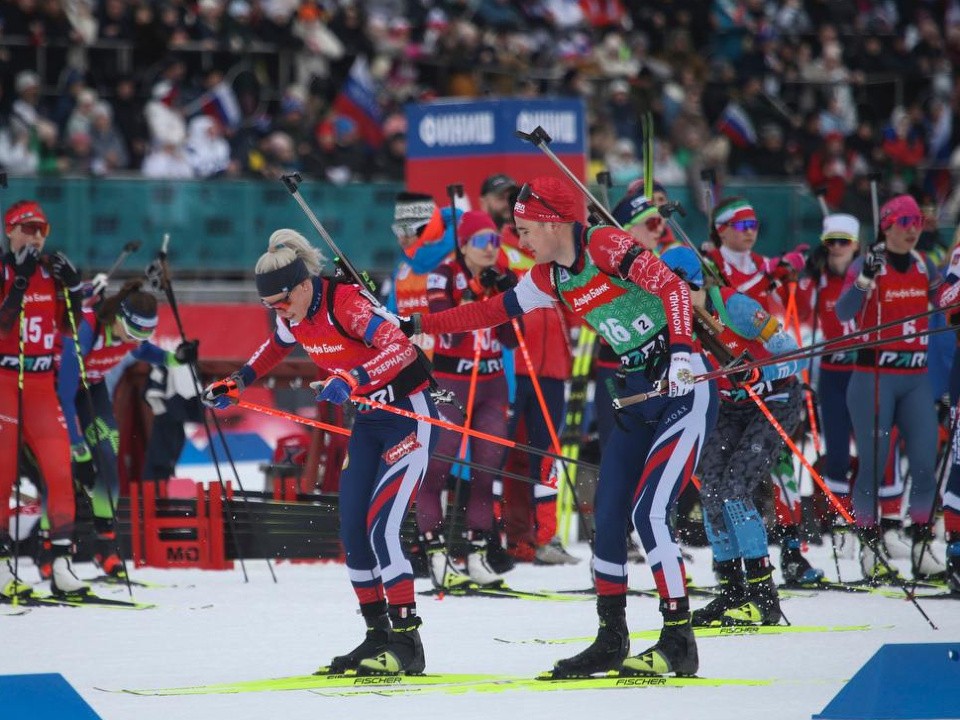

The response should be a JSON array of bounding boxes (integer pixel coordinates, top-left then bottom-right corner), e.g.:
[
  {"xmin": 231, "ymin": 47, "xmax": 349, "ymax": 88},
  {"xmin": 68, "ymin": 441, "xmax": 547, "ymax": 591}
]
[{"xmin": 406, "ymin": 98, "xmax": 586, "ymax": 159}]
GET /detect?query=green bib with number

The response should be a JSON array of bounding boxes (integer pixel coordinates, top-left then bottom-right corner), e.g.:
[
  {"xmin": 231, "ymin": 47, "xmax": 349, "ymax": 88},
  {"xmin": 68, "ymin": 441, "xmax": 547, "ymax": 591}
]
[{"xmin": 553, "ymin": 228, "xmax": 668, "ymax": 370}]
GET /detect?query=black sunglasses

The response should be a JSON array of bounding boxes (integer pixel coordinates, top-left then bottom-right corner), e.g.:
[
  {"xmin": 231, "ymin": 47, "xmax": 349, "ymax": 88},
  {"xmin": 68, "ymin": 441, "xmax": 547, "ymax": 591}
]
[
  {"xmin": 823, "ymin": 236, "xmax": 854, "ymax": 247},
  {"xmin": 517, "ymin": 183, "xmax": 566, "ymax": 220}
]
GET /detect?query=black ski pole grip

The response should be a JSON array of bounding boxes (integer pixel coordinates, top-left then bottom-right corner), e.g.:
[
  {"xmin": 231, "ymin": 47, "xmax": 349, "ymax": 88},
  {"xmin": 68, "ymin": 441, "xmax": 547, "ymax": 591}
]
[
  {"xmin": 280, "ymin": 173, "xmax": 303, "ymax": 194},
  {"xmin": 514, "ymin": 126, "xmax": 552, "ymax": 146}
]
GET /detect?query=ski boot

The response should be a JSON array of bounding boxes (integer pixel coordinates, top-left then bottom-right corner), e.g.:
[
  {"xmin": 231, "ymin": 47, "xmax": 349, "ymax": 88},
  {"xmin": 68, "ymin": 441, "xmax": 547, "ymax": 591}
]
[
  {"xmin": 621, "ymin": 598, "xmax": 698, "ymax": 676},
  {"xmin": 859, "ymin": 526, "xmax": 901, "ymax": 583},
  {"xmin": 946, "ymin": 535, "xmax": 960, "ymax": 594},
  {"xmin": 320, "ymin": 600, "xmax": 390, "ymax": 675},
  {"xmin": 464, "ymin": 530, "xmax": 503, "ymax": 587},
  {"xmin": 909, "ymin": 523, "xmax": 946, "ymax": 580},
  {"xmin": 779, "ymin": 527, "xmax": 824, "ymax": 586},
  {"xmin": 484, "ymin": 530, "xmax": 515, "ymax": 575},
  {"xmin": 358, "ymin": 605, "xmax": 425, "ymax": 675},
  {"xmin": 94, "ymin": 533, "xmax": 127, "ymax": 580},
  {"xmin": 422, "ymin": 530, "xmax": 470, "ymax": 590},
  {"xmin": 881, "ymin": 518, "xmax": 912, "ymax": 560},
  {"xmin": 741, "ymin": 557, "xmax": 783, "ymax": 625},
  {"xmin": 0, "ymin": 554, "xmax": 33, "ymax": 600},
  {"xmin": 49, "ymin": 548, "xmax": 91, "ymax": 598},
  {"xmin": 549, "ymin": 595, "xmax": 629, "ymax": 678},
  {"xmin": 535, "ymin": 536, "xmax": 581, "ymax": 565},
  {"xmin": 691, "ymin": 559, "xmax": 747, "ymax": 627}
]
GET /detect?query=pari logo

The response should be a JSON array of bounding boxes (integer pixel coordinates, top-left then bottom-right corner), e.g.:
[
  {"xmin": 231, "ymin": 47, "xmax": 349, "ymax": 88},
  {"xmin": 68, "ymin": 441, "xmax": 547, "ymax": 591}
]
[
  {"xmin": 419, "ymin": 112, "xmax": 495, "ymax": 147},
  {"xmin": 515, "ymin": 111, "xmax": 578, "ymax": 144}
]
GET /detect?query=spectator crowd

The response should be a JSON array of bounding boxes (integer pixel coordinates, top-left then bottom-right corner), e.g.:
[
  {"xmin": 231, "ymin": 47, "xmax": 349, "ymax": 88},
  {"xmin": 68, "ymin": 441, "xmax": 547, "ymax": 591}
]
[{"xmin": 2, "ymin": 0, "xmax": 960, "ymax": 222}]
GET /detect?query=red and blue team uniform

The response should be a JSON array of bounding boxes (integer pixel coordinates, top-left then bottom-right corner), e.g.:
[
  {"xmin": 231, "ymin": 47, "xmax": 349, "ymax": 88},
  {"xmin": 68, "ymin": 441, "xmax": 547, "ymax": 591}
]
[
  {"xmin": 238, "ymin": 277, "xmax": 438, "ymax": 612},
  {"xmin": 420, "ymin": 224, "xmax": 718, "ymax": 606},
  {"xmin": 935, "ymin": 260, "xmax": 960, "ymax": 542}
]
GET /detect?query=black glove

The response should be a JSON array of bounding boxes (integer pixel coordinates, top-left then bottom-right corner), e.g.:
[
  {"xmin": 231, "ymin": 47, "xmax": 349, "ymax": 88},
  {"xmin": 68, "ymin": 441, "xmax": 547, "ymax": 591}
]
[
  {"xmin": 399, "ymin": 313, "xmax": 422, "ymax": 338},
  {"xmin": 860, "ymin": 242, "xmax": 886, "ymax": 281},
  {"xmin": 11, "ymin": 245, "xmax": 40, "ymax": 290},
  {"xmin": 478, "ymin": 267, "xmax": 518, "ymax": 293},
  {"xmin": 804, "ymin": 244, "xmax": 828, "ymax": 279},
  {"xmin": 50, "ymin": 251, "xmax": 82, "ymax": 290},
  {"xmin": 174, "ymin": 339, "xmax": 199, "ymax": 365}
]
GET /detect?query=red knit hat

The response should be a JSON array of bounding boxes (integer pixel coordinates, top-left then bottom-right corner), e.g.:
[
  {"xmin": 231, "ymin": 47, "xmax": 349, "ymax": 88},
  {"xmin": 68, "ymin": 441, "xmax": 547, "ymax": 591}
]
[
  {"xmin": 457, "ymin": 211, "xmax": 497, "ymax": 246},
  {"xmin": 5, "ymin": 200, "xmax": 49, "ymax": 235},
  {"xmin": 879, "ymin": 195, "xmax": 921, "ymax": 231},
  {"xmin": 513, "ymin": 176, "xmax": 583, "ymax": 223}
]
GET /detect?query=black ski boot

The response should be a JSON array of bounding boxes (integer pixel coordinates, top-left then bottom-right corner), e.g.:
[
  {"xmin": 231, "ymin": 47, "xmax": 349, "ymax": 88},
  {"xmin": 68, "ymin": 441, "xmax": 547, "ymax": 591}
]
[
  {"xmin": 358, "ymin": 604, "xmax": 425, "ymax": 675},
  {"xmin": 946, "ymin": 534, "xmax": 960, "ymax": 594},
  {"xmin": 741, "ymin": 557, "xmax": 783, "ymax": 625},
  {"xmin": 621, "ymin": 598, "xmax": 698, "ymax": 676},
  {"xmin": 549, "ymin": 595, "xmax": 629, "ymax": 678},
  {"xmin": 320, "ymin": 600, "xmax": 390, "ymax": 675},
  {"xmin": 484, "ymin": 530, "xmax": 516, "ymax": 575},
  {"xmin": 691, "ymin": 559, "xmax": 747, "ymax": 627},
  {"xmin": 779, "ymin": 526, "xmax": 824, "ymax": 586}
]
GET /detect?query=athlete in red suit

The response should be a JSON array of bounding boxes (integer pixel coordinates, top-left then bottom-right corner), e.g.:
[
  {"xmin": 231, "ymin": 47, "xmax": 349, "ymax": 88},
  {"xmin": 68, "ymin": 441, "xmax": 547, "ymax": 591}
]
[{"xmin": 0, "ymin": 200, "xmax": 90, "ymax": 598}]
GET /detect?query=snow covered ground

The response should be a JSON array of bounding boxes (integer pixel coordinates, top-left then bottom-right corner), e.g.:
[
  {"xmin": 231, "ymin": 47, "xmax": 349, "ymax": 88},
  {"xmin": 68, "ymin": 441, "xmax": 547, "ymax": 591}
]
[{"xmin": 3, "ymin": 540, "xmax": 957, "ymax": 720}]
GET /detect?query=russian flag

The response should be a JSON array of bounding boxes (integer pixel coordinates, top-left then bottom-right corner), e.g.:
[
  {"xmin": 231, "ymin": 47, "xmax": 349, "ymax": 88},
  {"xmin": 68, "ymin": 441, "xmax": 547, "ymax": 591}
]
[
  {"xmin": 333, "ymin": 56, "xmax": 384, "ymax": 149},
  {"xmin": 716, "ymin": 102, "xmax": 757, "ymax": 148},
  {"xmin": 200, "ymin": 81, "xmax": 242, "ymax": 131}
]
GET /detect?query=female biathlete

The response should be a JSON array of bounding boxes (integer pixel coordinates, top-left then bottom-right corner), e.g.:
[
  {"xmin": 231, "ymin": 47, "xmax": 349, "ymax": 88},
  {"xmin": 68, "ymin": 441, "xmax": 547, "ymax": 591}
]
[
  {"xmin": 203, "ymin": 229, "xmax": 439, "ymax": 676},
  {"xmin": 385, "ymin": 178, "xmax": 718, "ymax": 678},
  {"xmin": 660, "ymin": 246, "xmax": 803, "ymax": 626},
  {"xmin": 0, "ymin": 200, "xmax": 90, "ymax": 598},
  {"xmin": 417, "ymin": 211, "xmax": 518, "ymax": 588},
  {"xmin": 704, "ymin": 196, "xmax": 821, "ymax": 583},
  {"xmin": 796, "ymin": 215, "xmax": 860, "ymax": 510},
  {"xmin": 836, "ymin": 195, "xmax": 942, "ymax": 580},
  {"xmin": 55, "ymin": 280, "xmax": 197, "ymax": 579}
]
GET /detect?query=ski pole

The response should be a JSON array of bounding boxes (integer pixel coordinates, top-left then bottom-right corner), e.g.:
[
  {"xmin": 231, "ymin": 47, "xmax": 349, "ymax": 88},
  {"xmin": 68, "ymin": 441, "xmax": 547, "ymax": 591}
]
[
  {"xmin": 62, "ymin": 288, "xmax": 135, "ymax": 598},
  {"xmin": 596, "ymin": 171, "xmax": 612, "ymax": 211},
  {"xmin": 279, "ymin": 172, "xmax": 439, "ymax": 394},
  {"xmin": 236, "ymin": 399, "xmax": 557, "ymax": 488},
  {"xmin": 514, "ymin": 126, "xmax": 616, "ymax": 226},
  {"xmin": 12, "ymin": 295, "xmax": 26, "ymax": 607},
  {"xmin": 224, "ymin": 389, "xmax": 600, "ymax": 472},
  {"xmin": 90, "ymin": 240, "xmax": 142, "ymax": 298},
  {"xmin": 149, "ymin": 235, "xmax": 262, "ymax": 583},
  {"xmin": 745, "ymin": 384, "xmax": 937, "ymax": 628},
  {"xmin": 510, "ymin": 318, "xmax": 589, "ymax": 542},
  {"xmin": 785, "ymin": 282, "xmax": 823, "ymax": 455},
  {"xmin": 612, "ymin": 316, "xmax": 960, "ymax": 409},
  {"xmin": 445, "ymin": 334, "xmax": 482, "ymax": 560}
]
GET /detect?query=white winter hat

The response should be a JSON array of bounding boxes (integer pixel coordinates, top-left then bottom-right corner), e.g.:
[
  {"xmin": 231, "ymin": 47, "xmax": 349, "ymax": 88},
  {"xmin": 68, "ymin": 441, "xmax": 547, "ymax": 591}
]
[{"xmin": 821, "ymin": 214, "xmax": 860, "ymax": 242}]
